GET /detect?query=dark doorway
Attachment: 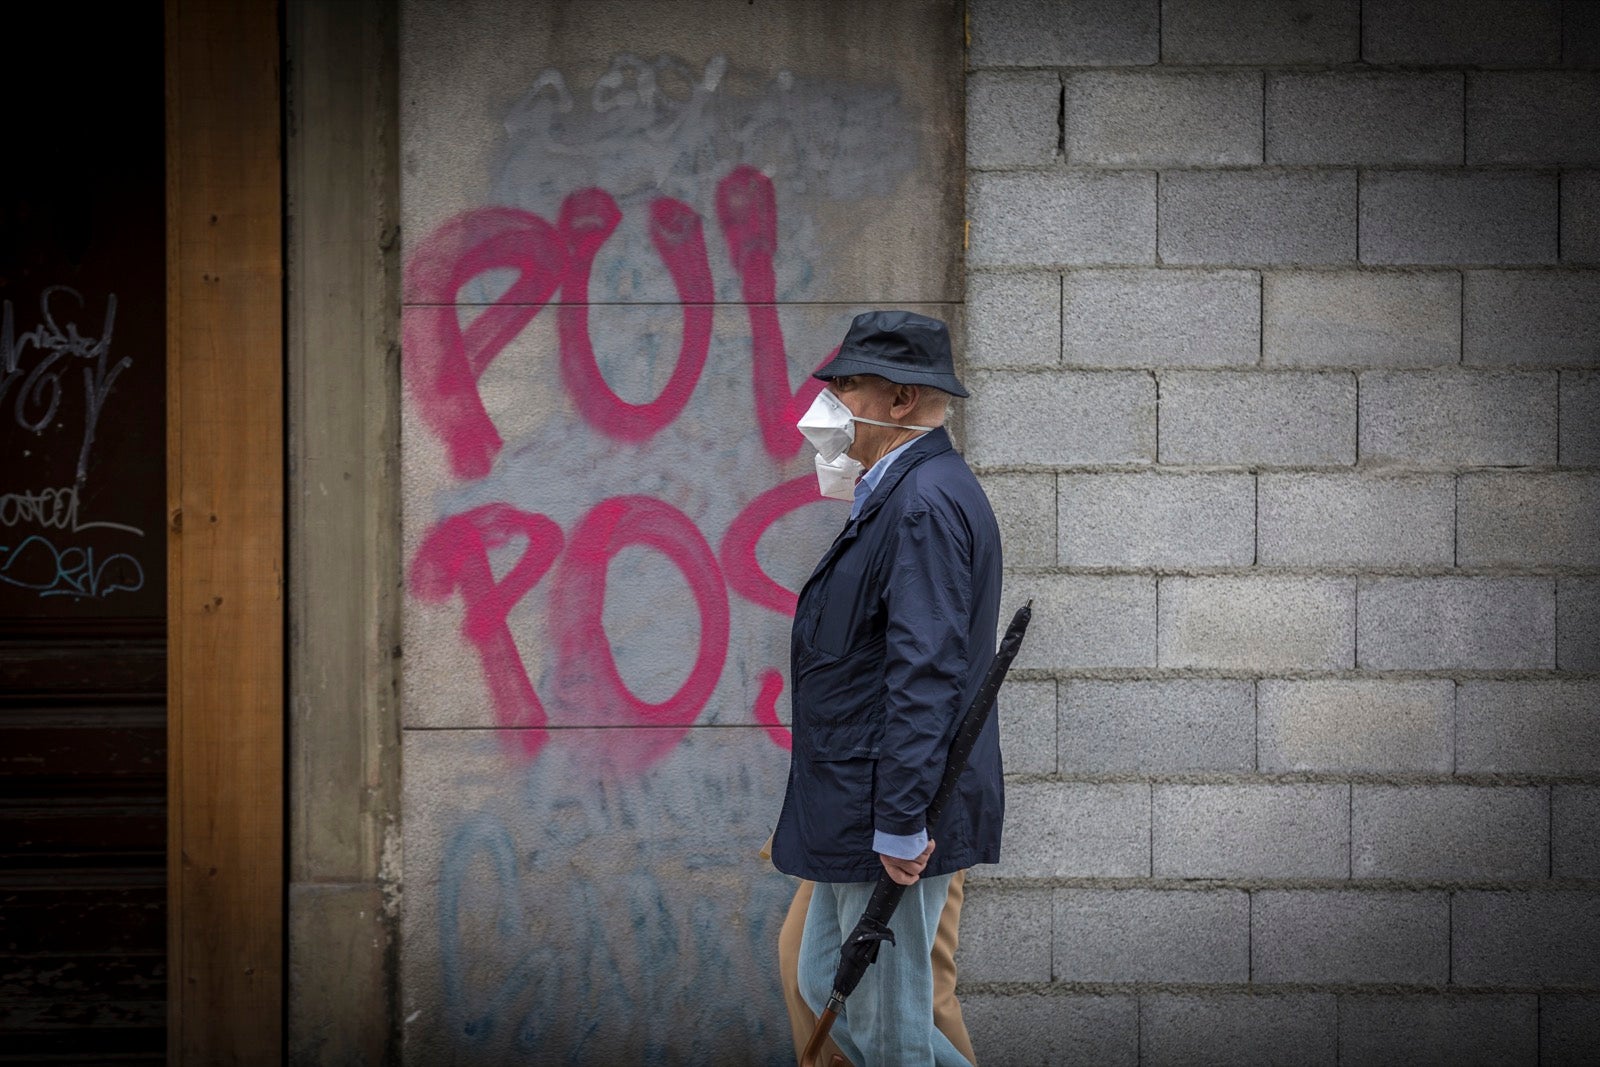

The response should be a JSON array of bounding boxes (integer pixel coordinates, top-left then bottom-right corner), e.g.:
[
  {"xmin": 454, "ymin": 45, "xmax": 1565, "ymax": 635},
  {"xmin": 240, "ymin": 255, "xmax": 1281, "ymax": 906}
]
[{"xmin": 0, "ymin": 3, "xmax": 168, "ymax": 1061}]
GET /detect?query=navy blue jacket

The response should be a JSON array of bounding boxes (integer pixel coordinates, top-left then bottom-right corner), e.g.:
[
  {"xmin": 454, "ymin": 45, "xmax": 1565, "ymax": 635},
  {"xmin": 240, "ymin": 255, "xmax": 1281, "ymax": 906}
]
[{"xmin": 771, "ymin": 428, "xmax": 1005, "ymax": 883}]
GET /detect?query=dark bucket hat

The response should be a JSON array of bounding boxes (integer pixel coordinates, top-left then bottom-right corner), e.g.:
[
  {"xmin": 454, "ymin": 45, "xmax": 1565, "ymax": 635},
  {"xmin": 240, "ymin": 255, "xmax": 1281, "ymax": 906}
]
[{"xmin": 813, "ymin": 309, "xmax": 969, "ymax": 398}]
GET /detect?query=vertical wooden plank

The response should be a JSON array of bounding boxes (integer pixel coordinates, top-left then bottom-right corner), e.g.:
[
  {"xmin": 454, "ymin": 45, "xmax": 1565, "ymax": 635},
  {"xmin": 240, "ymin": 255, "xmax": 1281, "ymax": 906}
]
[{"xmin": 166, "ymin": 0, "xmax": 284, "ymax": 1062}]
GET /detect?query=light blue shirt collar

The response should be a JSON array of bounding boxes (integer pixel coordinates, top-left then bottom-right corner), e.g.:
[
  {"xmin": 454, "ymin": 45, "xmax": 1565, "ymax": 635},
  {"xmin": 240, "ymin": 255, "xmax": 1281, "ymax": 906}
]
[{"xmin": 849, "ymin": 434, "xmax": 925, "ymax": 520}]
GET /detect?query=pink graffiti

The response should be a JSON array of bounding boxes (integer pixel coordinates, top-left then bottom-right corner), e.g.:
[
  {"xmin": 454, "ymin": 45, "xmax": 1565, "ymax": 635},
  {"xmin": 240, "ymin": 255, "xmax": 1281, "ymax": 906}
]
[
  {"xmin": 403, "ymin": 209, "xmax": 565, "ymax": 481},
  {"xmin": 558, "ymin": 191, "xmax": 715, "ymax": 440},
  {"xmin": 719, "ymin": 475, "xmax": 818, "ymax": 616},
  {"xmin": 717, "ymin": 164, "xmax": 831, "ymax": 460},
  {"xmin": 406, "ymin": 165, "xmax": 852, "ymax": 763},
  {"xmin": 546, "ymin": 495, "xmax": 729, "ymax": 767},
  {"xmin": 410, "ymin": 504, "xmax": 565, "ymax": 759}
]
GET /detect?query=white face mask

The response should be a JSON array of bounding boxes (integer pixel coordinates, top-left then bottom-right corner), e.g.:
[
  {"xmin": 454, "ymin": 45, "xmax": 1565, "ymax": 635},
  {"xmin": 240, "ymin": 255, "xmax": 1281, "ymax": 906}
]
[
  {"xmin": 814, "ymin": 452, "xmax": 864, "ymax": 501},
  {"xmin": 795, "ymin": 387, "xmax": 936, "ymax": 463}
]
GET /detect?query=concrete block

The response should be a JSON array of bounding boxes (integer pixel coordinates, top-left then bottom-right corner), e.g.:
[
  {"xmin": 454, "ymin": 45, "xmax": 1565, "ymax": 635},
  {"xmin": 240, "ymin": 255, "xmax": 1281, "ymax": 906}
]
[
  {"xmin": 1141, "ymin": 994, "xmax": 1337, "ymax": 1067},
  {"xmin": 1464, "ymin": 271, "xmax": 1600, "ymax": 367},
  {"xmin": 1000, "ymin": 679, "xmax": 1058, "ymax": 775},
  {"xmin": 1159, "ymin": 370, "xmax": 1356, "ymax": 466},
  {"xmin": 288, "ymin": 883, "xmax": 392, "ymax": 1067},
  {"xmin": 1252, "ymin": 890, "xmax": 1450, "ymax": 984},
  {"xmin": 1159, "ymin": 170, "xmax": 1356, "ymax": 267},
  {"xmin": 1468, "ymin": 73, "xmax": 1600, "ymax": 166},
  {"xmin": 992, "ymin": 782, "xmax": 1150, "ymax": 878},
  {"xmin": 400, "ymin": 728, "xmax": 794, "ymax": 1064},
  {"xmin": 1459, "ymin": 472, "xmax": 1600, "ymax": 567},
  {"xmin": 1360, "ymin": 171, "xmax": 1558, "ymax": 266},
  {"xmin": 978, "ymin": 472, "xmax": 1056, "ymax": 567},
  {"xmin": 1571, "ymin": 0, "xmax": 1600, "ymax": 66},
  {"xmin": 955, "ymin": 886, "xmax": 1051, "ymax": 982},
  {"xmin": 968, "ymin": 0, "xmax": 1159, "ymax": 67},
  {"xmin": 1258, "ymin": 680, "xmax": 1455, "ymax": 775},
  {"xmin": 1358, "ymin": 370, "xmax": 1557, "ymax": 467},
  {"xmin": 1267, "ymin": 73, "xmax": 1462, "ymax": 166},
  {"xmin": 1059, "ymin": 679, "xmax": 1255, "ymax": 774},
  {"xmin": 1263, "ymin": 270, "xmax": 1460, "ymax": 368},
  {"xmin": 1458, "ymin": 681, "xmax": 1600, "ymax": 775},
  {"xmin": 1160, "ymin": 576, "xmax": 1355, "ymax": 671},
  {"xmin": 1454, "ymin": 891, "xmax": 1600, "ymax": 986},
  {"xmin": 1541, "ymin": 995, "xmax": 1600, "ymax": 1067},
  {"xmin": 1562, "ymin": 371, "xmax": 1600, "ymax": 465},
  {"xmin": 1558, "ymin": 578, "xmax": 1600, "ymax": 671},
  {"xmin": 1154, "ymin": 784, "xmax": 1348, "ymax": 879},
  {"xmin": 1161, "ymin": 0, "xmax": 1359, "ymax": 64},
  {"xmin": 1005, "ymin": 574, "xmax": 1156, "ymax": 670},
  {"xmin": 1063, "ymin": 72, "xmax": 1261, "ymax": 167},
  {"xmin": 1053, "ymin": 889, "xmax": 1248, "ymax": 983},
  {"xmin": 400, "ymin": 1, "xmax": 965, "ymax": 306},
  {"xmin": 1062, "ymin": 269, "xmax": 1259, "ymax": 368},
  {"xmin": 969, "ymin": 171, "xmax": 1156, "ymax": 269},
  {"xmin": 1362, "ymin": 0, "xmax": 1562, "ymax": 66},
  {"xmin": 967, "ymin": 272, "xmax": 1060, "ymax": 368},
  {"xmin": 1359, "ymin": 578, "xmax": 1556, "ymax": 671},
  {"xmin": 1258, "ymin": 472, "xmax": 1455, "ymax": 567},
  {"xmin": 1352, "ymin": 786, "xmax": 1549, "ymax": 880},
  {"xmin": 965, "ymin": 370, "xmax": 1154, "ymax": 466},
  {"xmin": 1565, "ymin": 171, "xmax": 1600, "ymax": 265},
  {"xmin": 1057, "ymin": 471, "xmax": 1255, "ymax": 567},
  {"xmin": 1553, "ymin": 787, "xmax": 1600, "ymax": 879},
  {"xmin": 968, "ymin": 71, "xmax": 1061, "ymax": 169},
  {"xmin": 1338, "ymin": 995, "xmax": 1538, "ymax": 1067},
  {"xmin": 962, "ymin": 993, "xmax": 1139, "ymax": 1067}
]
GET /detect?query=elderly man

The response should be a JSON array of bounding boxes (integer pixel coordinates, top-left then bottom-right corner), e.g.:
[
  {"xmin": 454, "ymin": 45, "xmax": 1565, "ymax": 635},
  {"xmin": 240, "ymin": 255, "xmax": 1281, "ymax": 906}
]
[{"xmin": 770, "ymin": 310, "xmax": 1004, "ymax": 1067}]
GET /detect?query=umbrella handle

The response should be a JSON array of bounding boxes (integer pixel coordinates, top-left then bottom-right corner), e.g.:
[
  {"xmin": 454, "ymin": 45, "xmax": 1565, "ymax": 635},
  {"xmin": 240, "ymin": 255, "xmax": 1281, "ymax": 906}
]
[{"xmin": 799, "ymin": 1004, "xmax": 840, "ymax": 1067}]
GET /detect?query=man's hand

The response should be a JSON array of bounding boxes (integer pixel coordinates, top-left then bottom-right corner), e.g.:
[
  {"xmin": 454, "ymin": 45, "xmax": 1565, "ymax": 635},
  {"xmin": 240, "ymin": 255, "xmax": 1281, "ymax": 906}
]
[{"xmin": 879, "ymin": 838, "xmax": 936, "ymax": 886}]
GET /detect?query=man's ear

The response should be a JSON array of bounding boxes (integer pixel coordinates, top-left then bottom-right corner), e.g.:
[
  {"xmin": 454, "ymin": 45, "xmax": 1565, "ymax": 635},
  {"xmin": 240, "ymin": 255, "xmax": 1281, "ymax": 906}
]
[{"xmin": 893, "ymin": 382, "xmax": 920, "ymax": 415}]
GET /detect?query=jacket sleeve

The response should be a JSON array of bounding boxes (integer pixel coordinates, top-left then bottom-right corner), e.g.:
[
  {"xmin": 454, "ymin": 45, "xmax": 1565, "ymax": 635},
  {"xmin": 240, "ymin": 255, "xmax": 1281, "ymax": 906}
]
[{"xmin": 874, "ymin": 503, "xmax": 972, "ymax": 840}]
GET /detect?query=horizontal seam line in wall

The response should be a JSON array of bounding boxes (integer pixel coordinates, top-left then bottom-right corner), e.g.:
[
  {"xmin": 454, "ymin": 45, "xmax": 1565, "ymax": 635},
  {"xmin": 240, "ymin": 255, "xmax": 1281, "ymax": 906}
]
[
  {"xmin": 994, "ymin": 566, "xmax": 1600, "ymax": 577},
  {"xmin": 970, "ymin": 163, "xmax": 1565, "ymax": 174},
  {"xmin": 962, "ymin": 878, "xmax": 1600, "ymax": 891},
  {"xmin": 953, "ymin": 980, "xmax": 1600, "ymax": 995},
  {"xmin": 1002, "ymin": 668, "xmax": 1600, "ymax": 683},
  {"xmin": 966, "ymin": 63, "xmax": 1559, "ymax": 74},
  {"xmin": 1001, "ymin": 772, "xmax": 1599, "ymax": 785},
  {"xmin": 972, "ymin": 464, "xmax": 1600, "ymax": 474},
  {"xmin": 969, "ymin": 364, "xmax": 1596, "ymax": 373},
  {"xmin": 968, "ymin": 261, "xmax": 1586, "ymax": 270},
  {"xmin": 401, "ymin": 722, "xmax": 800, "ymax": 732},
  {"xmin": 402, "ymin": 300, "xmax": 966, "ymax": 308}
]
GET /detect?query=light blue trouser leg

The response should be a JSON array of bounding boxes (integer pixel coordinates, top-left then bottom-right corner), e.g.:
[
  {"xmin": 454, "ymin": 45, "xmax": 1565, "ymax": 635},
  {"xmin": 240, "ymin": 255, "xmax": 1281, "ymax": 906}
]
[{"xmin": 796, "ymin": 873, "xmax": 972, "ymax": 1067}]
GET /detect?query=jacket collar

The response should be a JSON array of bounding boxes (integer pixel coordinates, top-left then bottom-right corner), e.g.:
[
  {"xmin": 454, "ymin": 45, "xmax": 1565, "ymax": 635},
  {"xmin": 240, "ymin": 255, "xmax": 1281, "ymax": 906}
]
[
  {"xmin": 804, "ymin": 427, "xmax": 955, "ymax": 587},
  {"xmin": 849, "ymin": 426, "xmax": 953, "ymax": 528}
]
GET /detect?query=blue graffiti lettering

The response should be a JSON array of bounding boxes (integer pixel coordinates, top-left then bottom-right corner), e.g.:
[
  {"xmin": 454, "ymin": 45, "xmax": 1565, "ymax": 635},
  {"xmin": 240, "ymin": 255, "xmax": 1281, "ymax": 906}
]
[{"xmin": 0, "ymin": 533, "xmax": 145, "ymax": 599}]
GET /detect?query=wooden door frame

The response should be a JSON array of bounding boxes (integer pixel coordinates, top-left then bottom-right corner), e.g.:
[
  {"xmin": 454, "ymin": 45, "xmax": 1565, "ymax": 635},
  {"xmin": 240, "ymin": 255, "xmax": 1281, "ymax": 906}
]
[{"xmin": 166, "ymin": 0, "xmax": 284, "ymax": 1061}]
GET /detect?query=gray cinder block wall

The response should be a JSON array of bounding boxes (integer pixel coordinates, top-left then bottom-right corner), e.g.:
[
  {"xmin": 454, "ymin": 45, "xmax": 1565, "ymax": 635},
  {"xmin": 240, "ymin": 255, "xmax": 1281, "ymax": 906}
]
[{"xmin": 962, "ymin": 1, "xmax": 1599, "ymax": 1063}]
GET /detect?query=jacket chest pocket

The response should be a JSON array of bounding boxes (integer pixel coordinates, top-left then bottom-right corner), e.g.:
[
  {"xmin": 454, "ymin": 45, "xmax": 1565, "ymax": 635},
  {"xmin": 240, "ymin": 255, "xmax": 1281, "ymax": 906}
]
[{"xmin": 813, "ymin": 558, "xmax": 872, "ymax": 658}]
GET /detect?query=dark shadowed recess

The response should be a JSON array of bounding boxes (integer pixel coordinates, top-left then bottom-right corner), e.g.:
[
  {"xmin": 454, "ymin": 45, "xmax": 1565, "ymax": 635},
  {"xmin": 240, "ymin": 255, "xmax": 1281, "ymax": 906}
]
[{"xmin": 0, "ymin": 2, "xmax": 167, "ymax": 1062}]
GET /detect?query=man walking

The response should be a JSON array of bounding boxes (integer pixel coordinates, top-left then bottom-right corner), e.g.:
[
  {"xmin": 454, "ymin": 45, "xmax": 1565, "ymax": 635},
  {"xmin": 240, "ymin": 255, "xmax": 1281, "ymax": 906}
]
[{"xmin": 771, "ymin": 310, "xmax": 1004, "ymax": 1067}]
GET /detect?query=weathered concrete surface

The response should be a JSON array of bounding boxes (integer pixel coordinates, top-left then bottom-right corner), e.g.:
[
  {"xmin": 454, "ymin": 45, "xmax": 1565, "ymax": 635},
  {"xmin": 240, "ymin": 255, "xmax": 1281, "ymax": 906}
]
[
  {"xmin": 401, "ymin": 0, "xmax": 961, "ymax": 305},
  {"xmin": 401, "ymin": 728, "xmax": 795, "ymax": 1065},
  {"xmin": 398, "ymin": 2, "xmax": 961, "ymax": 1062},
  {"xmin": 286, "ymin": 0, "xmax": 402, "ymax": 1062}
]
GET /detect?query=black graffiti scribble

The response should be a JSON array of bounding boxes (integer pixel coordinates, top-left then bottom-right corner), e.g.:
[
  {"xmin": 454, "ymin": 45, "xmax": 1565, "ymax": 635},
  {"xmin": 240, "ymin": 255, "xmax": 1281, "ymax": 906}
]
[{"xmin": 0, "ymin": 285, "xmax": 128, "ymax": 487}]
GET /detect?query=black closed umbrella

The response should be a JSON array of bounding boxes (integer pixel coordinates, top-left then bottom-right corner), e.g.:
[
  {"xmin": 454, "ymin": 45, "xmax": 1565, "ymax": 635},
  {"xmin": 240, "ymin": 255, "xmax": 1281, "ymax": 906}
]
[{"xmin": 801, "ymin": 601, "xmax": 1034, "ymax": 1067}]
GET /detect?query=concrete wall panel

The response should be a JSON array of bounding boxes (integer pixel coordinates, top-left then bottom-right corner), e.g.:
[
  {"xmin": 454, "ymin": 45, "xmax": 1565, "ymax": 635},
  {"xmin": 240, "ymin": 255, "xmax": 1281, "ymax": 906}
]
[{"xmin": 398, "ymin": 3, "xmax": 961, "ymax": 1060}]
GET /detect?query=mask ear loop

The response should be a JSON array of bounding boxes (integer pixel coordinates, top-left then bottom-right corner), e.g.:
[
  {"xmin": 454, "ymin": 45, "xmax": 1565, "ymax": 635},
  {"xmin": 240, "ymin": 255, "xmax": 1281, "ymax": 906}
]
[{"xmin": 850, "ymin": 416, "xmax": 936, "ymax": 433}]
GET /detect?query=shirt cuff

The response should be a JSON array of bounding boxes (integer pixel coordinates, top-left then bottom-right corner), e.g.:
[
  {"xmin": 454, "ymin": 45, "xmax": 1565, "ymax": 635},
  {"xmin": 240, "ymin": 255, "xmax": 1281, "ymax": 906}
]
[{"xmin": 873, "ymin": 827, "xmax": 929, "ymax": 860}]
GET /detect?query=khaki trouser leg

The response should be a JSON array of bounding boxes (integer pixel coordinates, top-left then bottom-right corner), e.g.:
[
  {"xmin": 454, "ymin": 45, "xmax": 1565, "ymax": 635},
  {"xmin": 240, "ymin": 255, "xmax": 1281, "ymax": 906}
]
[{"xmin": 779, "ymin": 870, "xmax": 976, "ymax": 1067}]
